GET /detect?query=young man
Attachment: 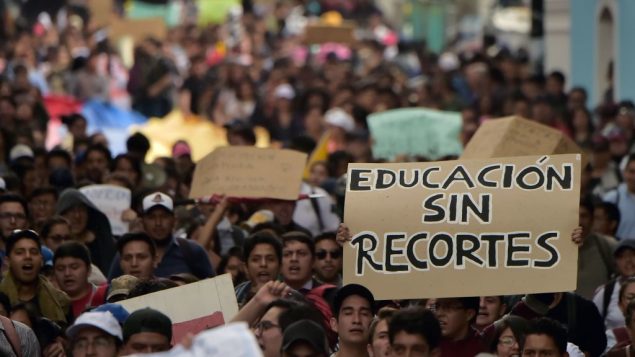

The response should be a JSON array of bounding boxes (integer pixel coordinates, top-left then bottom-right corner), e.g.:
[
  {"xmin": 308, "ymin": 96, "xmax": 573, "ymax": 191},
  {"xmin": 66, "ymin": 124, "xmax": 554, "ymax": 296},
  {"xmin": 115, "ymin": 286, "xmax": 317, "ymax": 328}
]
[
  {"xmin": 605, "ymin": 277, "xmax": 635, "ymax": 351},
  {"xmin": 593, "ymin": 202, "xmax": 621, "ymax": 238},
  {"xmin": 235, "ymin": 232, "xmax": 283, "ymax": 306},
  {"xmin": 367, "ymin": 308, "xmax": 395, "ymax": 357},
  {"xmin": 604, "ymin": 154, "xmax": 635, "ymax": 239},
  {"xmin": 433, "ymin": 297, "xmax": 485, "ymax": 356},
  {"xmin": 0, "ymin": 230, "xmax": 69, "ymax": 324},
  {"xmin": 0, "ymin": 194, "xmax": 29, "ymax": 256},
  {"xmin": 67, "ymin": 311, "xmax": 122, "ymax": 357},
  {"xmin": 117, "ymin": 232, "xmax": 158, "ymax": 280},
  {"xmin": 313, "ymin": 233, "xmax": 343, "ymax": 287},
  {"xmin": 53, "ymin": 242, "xmax": 108, "ymax": 319},
  {"xmin": 521, "ymin": 318, "xmax": 569, "ymax": 357},
  {"xmin": 121, "ymin": 308, "xmax": 172, "ymax": 354},
  {"xmin": 594, "ymin": 239, "xmax": 635, "ymax": 329},
  {"xmin": 28, "ymin": 186, "xmax": 58, "ymax": 230},
  {"xmin": 330, "ymin": 284, "xmax": 376, "ymax": 357},
  {"xmin": 109, "ymin": 192, "xmax": 214, "ymax": 280},
  {"xmin": 388, "ymin": 307, "xmax": 441, "ymax": 357},
  {"xmin": 475, "ymin": 296, "xmax": 506, "ymax": 332},
  {"xmin": 282, "ymin": 320, "xmax": 329, "ymax": 357},
  {"xmin": 281, "ymin": 232, "xmax": 319, "ymax": 292}
]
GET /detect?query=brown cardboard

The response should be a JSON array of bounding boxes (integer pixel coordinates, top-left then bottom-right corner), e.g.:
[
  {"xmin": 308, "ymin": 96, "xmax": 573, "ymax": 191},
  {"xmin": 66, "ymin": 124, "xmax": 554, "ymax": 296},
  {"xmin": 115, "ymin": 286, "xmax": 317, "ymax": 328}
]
[
  {"xmin": 304, "ymin": 23, "xmax": 356, "ymax": 44},
  {"xmin": 88, "ymin": 0, "xmax": 115, "ymax": 27},
  {"xmin": 461, "ymin": 116, "xmax": 587, "ymax": 166},
  {"xmin": 343, "ymin": 154, "xmax": 581, "ymax": 299},
  {"xmin": 189, "ymin": 147, "xmax": 307, "ymax": 200},
  {"xmin": 108, "ymin": 17, "xmax": 168, "ymax": 42}
]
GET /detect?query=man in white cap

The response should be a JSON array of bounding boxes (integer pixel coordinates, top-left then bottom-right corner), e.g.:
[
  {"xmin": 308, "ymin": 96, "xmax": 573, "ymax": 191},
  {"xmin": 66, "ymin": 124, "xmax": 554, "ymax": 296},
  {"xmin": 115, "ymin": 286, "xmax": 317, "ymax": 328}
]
[
  {"xmin": 108, "ymin": 192, "xmax": 214, "ymax": 280},
  {"xmin": 67, "ymin": 311, "xmax": 122, "ymax": 357}
]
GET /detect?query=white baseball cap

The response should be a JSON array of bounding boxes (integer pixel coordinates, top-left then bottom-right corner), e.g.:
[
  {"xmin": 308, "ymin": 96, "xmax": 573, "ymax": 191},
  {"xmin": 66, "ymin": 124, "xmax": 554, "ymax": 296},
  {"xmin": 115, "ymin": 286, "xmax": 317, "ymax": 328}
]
[
  {"xmin": 325, "ymin": 108, "xmax": 355, "ymax": 133},
  {"xmin": 142, "ymin": 192, "xmax": 174, "ymax": 213},
  {"xmin": 274, "ymin": 83, "xmax": 295, "ymax": 100},
  {"xmin": 9, "ymin": 144, "xmax": 34, "ymax": 162},
  {"xmin": 67, "ymin": 311, "xmax": 123, "ymax": 341}
]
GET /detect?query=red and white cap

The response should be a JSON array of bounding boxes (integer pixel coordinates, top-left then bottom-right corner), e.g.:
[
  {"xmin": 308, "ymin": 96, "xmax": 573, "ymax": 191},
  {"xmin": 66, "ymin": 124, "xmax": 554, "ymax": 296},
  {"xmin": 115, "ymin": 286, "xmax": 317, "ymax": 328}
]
[{"xmin": 142, "ymin": 192, "xmax": 174, "ymax": 213}]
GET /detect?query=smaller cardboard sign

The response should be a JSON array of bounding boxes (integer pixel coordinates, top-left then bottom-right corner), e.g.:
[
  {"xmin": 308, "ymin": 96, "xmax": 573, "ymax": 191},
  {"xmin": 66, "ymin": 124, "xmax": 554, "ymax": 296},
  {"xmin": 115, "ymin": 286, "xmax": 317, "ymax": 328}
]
[
  {"xmin": 189, "ymin": 147, "xmax": 307, "ymax": 200},
  {"xmin": 88, "ymin": 0, "xmax": 115, "ymax": 27},
  {"xmin": 368, "ymin": 108, "xmax": 463, "ymax": 161},
  {"xmin": 108, "ymin": 17, "xmax": 168, "ymax": 42},
  {"xmin": 119, "ymin": 274, "xmax": 239, "ymax": 345},
  {"xmin": 304, "ymin": 23, "xmax": 356, "ymax": 44},
  {"xmin": 79, "ymin": 185, "xmax": 131, "ymax": 236},
  {"xmin": 461, "ymin": 116, "xmax": 586, "ymax": 165}
]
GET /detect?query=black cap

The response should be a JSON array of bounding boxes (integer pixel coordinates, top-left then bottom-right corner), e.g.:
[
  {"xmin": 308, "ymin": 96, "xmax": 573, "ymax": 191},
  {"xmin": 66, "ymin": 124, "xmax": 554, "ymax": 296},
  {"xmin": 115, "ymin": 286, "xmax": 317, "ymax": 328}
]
[
  {"xmin": 122, "ymin": 308, "xmax": 172, "ymax": 343},
  {"xmin": 282, "ymin": 320, "xmax": 327, "ymax": 354},
  {"xmin": 332, "ymin": 284, "xmax": 375, "ymax": 317},
  {"xmin": 615, "ymin": 240, "xmax": 635, "ymax": 257}
]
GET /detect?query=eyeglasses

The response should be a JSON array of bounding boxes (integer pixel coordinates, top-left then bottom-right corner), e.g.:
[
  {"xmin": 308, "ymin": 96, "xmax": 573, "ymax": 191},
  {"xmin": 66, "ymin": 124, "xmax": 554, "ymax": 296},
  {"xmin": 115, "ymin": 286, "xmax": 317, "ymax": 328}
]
[
  {"xmin": 316, "ymin": 249, "xmax": 342, "ymax": 260},
  {"xmin": 72, "ymin": 336, "xmax": 115, "ymax": 352},
  {"xmin": 429, "ymin": 302, "xmax": 465, "ymax": 312},
  {"xmin": 0, "ymin": 213, "xmax": 27, "ymax": 221},
  {"xmin": 252, "ymin": 320, "xmax": 280, "ymax": 333},
  {"xmin": 498, "ymin": 336, "xmax": 517, "ymax": 347}
]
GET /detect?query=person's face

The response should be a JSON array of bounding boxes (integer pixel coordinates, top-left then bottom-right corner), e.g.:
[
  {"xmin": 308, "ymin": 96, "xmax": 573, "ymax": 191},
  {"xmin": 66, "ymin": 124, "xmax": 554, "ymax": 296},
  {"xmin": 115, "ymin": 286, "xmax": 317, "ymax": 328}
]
[
  {"xmin": 521, "ymin": 334, "xmax": 563, "ymax": 357},
  {"xmin": 63, "ymin": 205, "xmax": 89, "ymax": 235},
  {"xmin": 8, "ymin": 238, "xmax": 42, "ymax": 284},
  {"xmin": 616, "ymin": 249, "xmax": 635, "ymax": 277},
  {"xmin": 434, "ymin": 299, "xmax": 474, "ymax": 341},
  {"xmin": 0, "ymin": 202, "xmax": 28, "ymax": 237},
  {"xmin": 283, "ymin": 342, "xmax": 325, "ymax": 357},
  {"xmin": 254, "ymin": 306, "xmax": 284, "ymax": 357},
  {"xmin": 368, "ymin": 319, "xmax": 390, "ymax": 357},
  {"xmin": 142, "ymin": 208, "xmax": 175, "ymax": 242},
  {"xmin": 71, "ymin": 327, "xmax": 119, "ymax": 357},
  {"xmin": 313, "ymin": 239, "xmax": 342, "ymax": 283},
  {"xmin": 54, "ymin": 257, "xmax": 90, "ymax": 298},
  {"xmin": 29, "ymin": 193, "xmax": 56, "ymax": 223},
  {"xmin": 70, "ymin": 119, "xmax": 87, "ymax": 138},
  {"xmin": 389, "ymin": 331, "xmax": 437, "ymax": 357},
  {"xmin": 266, "ymin": 200, "xmax": 296, "ymax": 226},
  {"xmin": 568, "ymin": 91, "xmax": 586, "ymax": 110},
  {"xmin": 43, "ymin": 223, "xmax": 71, "ymax": 253},
  {"xmin": 578, "ymin": 206, "xmax": 592, "ymax": 237},
  {"xmin": 48, "ymin": 156, "xmax": 70, "ymax": 171},
  {"xmin": 120, "ymin": 241, "xmax": 157, "ymax": 280},
  {"xmin": 247, "ymin": 243, "xmax": 280, "ymax": 287},
  {"xmin": 476, "ymin": 296, "xmax": 505, "ymax": 328},
  {"xmin": 592, "ymin": 207, "xmax": 616, "ymax": 236},
  {"xmin": 309, "ymin": 164, "xmax": 329, "ymax": 187},
  {"xmin": 496, "ymin": 327, "xmax": 520, "ymax": 357},
  {"xmin": 225, "ymin": 256, "xmax": 244, "ymax": 282},
  {"xmin": 620, "ymin": 283, "xmax": 635, "ymax": 312},
  {"xmin": 331, "ymin": 295, "xmax": 373, "ymax": 345},
  {"xmin": 85, "ymin": 150, "xmax": 109, "ymax": 181},
  {"xmin": 114, "ymin": 159, "xmax": 139, "ymax": 186},
  {"xmin": 624, "ymin": 161, "xmax": 635, "ymax": 193},
  {"xmin": 282, "ymin": 240, "xmax": 314, "ymax": 288},
  {"xmin": 122, "ymin": 332, "xmax": 171, "ymax": 354}
]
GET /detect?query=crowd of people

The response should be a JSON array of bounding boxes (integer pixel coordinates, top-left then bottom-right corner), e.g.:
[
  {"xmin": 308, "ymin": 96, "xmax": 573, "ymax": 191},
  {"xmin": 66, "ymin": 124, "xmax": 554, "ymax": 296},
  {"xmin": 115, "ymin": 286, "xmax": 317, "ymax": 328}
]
[{"xmin": 0, "ymin": 0, "xmax": 635, "ymax": 356}]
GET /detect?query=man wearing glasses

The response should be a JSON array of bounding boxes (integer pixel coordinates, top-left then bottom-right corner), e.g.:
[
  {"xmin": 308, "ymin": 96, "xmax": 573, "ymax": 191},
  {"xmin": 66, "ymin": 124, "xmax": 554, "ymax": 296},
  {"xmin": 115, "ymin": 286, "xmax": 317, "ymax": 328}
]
[
  {"xmin": 313, "ymin": 233, "xmax": 343, "ymax": 287},
  {"xmin": 431, "ymin": 297, "xmax": 485, "ymax": 356},
  {"xmin": 67, "ymin": 311, "xmax": 122, "ymax": 357},
  {"xmin": 0, "ymin": 194, "xmax": 30, "ymax": 266}
]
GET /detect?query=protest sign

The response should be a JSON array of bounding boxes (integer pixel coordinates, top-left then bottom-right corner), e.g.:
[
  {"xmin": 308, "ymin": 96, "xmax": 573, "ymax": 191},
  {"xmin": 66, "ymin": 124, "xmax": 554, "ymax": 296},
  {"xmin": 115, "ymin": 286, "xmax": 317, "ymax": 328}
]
[
  {"xmin": 304, "ymin": 23, "xmax": 356, "ymax": 44},
  {"xmin": 119, "ymin": 274, "xmax": 239, "ymax": 344},
  {"xmin": 367, "ymin": 108, "xmax": 463, "ymax": 161},
  {"xmin": 79, "ymin": 185, "xmax": 131, "ymax": 236},
  {"xmin": 189, "ymin": 147, "xmax": 307, "ymax": 200},
  {"xmin": 108, "ymin": 17, "xmax": 168, "ymax": 43},
  {"xmin": 461, "ymin": 116, "xmax": 586, "ymax": 165},
  {"xmin": 197, "ymin": 0, "xmax": 241, "ymax": 26},
  {"xmin": 88, "ymin": 0, "xmax": 115, "ymax": 27},
  {"xmin": 343, "ymin": 154, "xmax": 581, "ymax": 299}
]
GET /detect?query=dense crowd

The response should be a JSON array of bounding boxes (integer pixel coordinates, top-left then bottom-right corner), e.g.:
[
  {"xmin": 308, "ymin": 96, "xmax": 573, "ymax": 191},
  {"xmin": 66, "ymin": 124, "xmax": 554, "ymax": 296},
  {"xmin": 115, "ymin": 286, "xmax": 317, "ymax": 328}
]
[{"xmin": 0, "ymin": 0, "xmax": 635, "ymax": 356}]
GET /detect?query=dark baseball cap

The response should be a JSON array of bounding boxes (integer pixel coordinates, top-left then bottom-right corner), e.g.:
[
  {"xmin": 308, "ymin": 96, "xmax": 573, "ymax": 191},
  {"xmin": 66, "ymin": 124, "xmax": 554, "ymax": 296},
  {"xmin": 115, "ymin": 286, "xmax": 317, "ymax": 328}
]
[
  {"xmin": 332, "ymin": 284, "xmax": 376, "ymax": 317},
  {"xmin": 282, "ymin": 320, "xmax": 327, "ymax": 354},
  {"xmin": 122, "ymin": 308, "xmax": 172, "ymax": 343}
]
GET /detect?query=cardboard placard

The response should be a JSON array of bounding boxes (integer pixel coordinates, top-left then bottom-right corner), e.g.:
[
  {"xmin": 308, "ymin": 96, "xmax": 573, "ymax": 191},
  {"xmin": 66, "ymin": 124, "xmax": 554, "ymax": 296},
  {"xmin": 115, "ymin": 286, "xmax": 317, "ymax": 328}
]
[
  {"xmin": 88, "ymin": 0, "xmax": 115, "ymax": 27},
  {"xmin": 304, "ymin": 24, "xmax": 356, "ymax": 44},
  {"xmin": 108, "ymin": 17, "xmax": 168, "ymax": 42},
  {"xmin": 461, "ymin": 116, "xmax": 586, "ymax": 166},
  {"xmin": 79, "ymin": 185, "xmax": 131, "ymax": 236},
  {"xmin": 189, "ymin": 147, "xmax": 307, "ymax": 200},
  {"xmin": 368, "ymin": 108, "xmax": 463, "ymax": 161},
  {"xmin": 343, "ymin": 154, "xmax": 581, "ymax": 300},
  {"xmin": 119, "ymin": 274, "xmax": 239, "ymax": 344}
]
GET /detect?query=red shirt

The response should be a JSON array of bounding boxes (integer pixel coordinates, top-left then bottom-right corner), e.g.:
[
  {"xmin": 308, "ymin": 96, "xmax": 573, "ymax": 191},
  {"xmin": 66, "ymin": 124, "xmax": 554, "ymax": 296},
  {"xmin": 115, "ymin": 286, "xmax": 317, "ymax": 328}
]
[
  {"xmin": 71, "ymin": 284, "xmax": 108, "ymax": 318},
  {"xmin": 439, "ymin": 328, "xmax": 486, "ymax": 357}
]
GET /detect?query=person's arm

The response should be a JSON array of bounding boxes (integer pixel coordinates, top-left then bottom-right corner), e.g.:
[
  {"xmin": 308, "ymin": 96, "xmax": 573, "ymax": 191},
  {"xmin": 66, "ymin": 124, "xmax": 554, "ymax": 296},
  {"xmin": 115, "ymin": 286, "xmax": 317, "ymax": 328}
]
[
  {"xmin": 190, "ymin": 240, "xmax": 216, "ymax": 278},
  {"xmin": 195, "ymin": 197, "xmax": 228, "ymax": 252},
  {"xmin": 336, "ymin": 223, "xmax": 351, "ymax": 246},
  {"xmin": 230, "ymin": 281, "xmax": 292, "ymax": 326},
  {"xmin": 146, "ymin": 73, "xmax": 172, "ymax": 98}
]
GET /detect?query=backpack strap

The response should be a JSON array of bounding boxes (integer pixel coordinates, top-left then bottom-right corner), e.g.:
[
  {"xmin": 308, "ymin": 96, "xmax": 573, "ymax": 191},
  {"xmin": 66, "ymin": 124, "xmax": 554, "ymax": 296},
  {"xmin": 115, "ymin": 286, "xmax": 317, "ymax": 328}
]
[
  {"xmin": 177, "ymin": 237, "xmax": 205, "ymax": 279},
  {"xmin": 0, "ymin": 316, "xmax": 22, "ymax": 357},
  {"xmin": 309, "ymin": 188, "xmax": 325, "ymax": 232},
  {"xmin": 566, "ymin": 293, "xmax": 577, "ymax": 338},
  {"xmin": 604, "ymin": 279, "xmax": 618, "ymax": 319}
]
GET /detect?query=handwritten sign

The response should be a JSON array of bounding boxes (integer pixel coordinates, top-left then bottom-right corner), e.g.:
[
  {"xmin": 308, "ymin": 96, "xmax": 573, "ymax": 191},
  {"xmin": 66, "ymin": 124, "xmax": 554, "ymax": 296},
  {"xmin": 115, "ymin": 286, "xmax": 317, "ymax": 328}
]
[
  {"xmin": 119, "ymin": 274, "xmax": 239, "ymax": 345},
  {"xmin": 461, "ymin": 116, "xmax": 586, "ymax": 165},
  {"xmin": 368, "ymin": 108, "xmax": 463, "ymax": 161},
  {"xmin": 79, "ymin": 185, "xmax": 131, "ymax": 236},
  {"xmin": 305, "ymin": 23, "xmax": 356, "ymax": 44},
  {"xmin": 343, "ymin": 154, "xmax": 581, "ymax": 299},
  {"xmin": 189, "ymin": 147, "xmax": 307, "ymax": 200}
]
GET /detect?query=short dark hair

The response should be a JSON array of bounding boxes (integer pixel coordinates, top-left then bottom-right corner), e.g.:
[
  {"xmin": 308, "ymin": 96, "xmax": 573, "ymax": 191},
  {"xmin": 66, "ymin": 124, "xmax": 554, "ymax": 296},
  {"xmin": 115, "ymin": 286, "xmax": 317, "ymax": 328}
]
[
  {"xmin": 117, "ymin": 232, "xmax": 157, "ymax": 257},
  {"xmin": 388, "ymin": 307, "xmax": 441, "ymax": 350},
  {"xmin": 46, "ymin": 148, "xmax": 73, "ymax": 168},
  {"xmin": 6, "ymin": 230, "xmax": 41, "ymax": 255},
  {"xmin": 84, "ymin": 144, "xmax": 112, "ymax": 165},
  {"xmin": 40, "ymin": 216, "xmax": 70, "ymax": 238},
  {"xmin": 282, "ymin": 231, "xmax": 315, "ymax": 257},
  {"xmin": 111, "ymin": 154, "xmax": 142, "ymax": 184},
  {"xmin": 29, "ymin": 186, "xmax": 59, "ymax": 202},
  {"xmin": 0, "ymin": 193, "xmax": 29, "ymax": 218},
  {"xmin": 53, "ymin": 241, "xmax": 92, "ymax": 267},
  {"xmin": 595, "ymin": 201, "xmax": 621, "ymax": 229},
  {"xmin": 278, "ymin": 302, "xmax": 324, "ymax": 332},
  {"xmin": 579, "ymin": 195, "xmax": 594, "ymax": 214},
  {"xmin": 314, "ymin": 232, "xmax": 337, "ymax": 246},
  {"xmin": 487, "ymin": 315, "xmax": 529, "ymax": 353},
  {"xmin": 242, "ymin": 232, "xmax": 283, "ymax": 263},
  {"xmin": 522, "ymin": 318, "xmax": 568, "ymax": 355},
  {"xmin": 126, "ymin": 133, "xmax": 150, "ymax": 155},
  {"xmin": 369, "ymin": 307, "xmax": 396, "ymax": 343},
  {"xmin": 127, "ymin": 278, "xmax": 178, "ymax": 299},
  {"xmin": 548, "ymin": 71, "xmax": 566, "ymax": 86}
]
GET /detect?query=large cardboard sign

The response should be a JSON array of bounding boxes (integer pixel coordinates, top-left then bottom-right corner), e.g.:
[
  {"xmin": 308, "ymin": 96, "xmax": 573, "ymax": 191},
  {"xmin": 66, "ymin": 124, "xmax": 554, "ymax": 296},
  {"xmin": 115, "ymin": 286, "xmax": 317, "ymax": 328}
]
[
  {"xmin": 189, "ymin": 147, "xmax": 307, "ymax": 200},
  {"xmin": 343, "ymin": 154, "xmax": 581, "ymax": 299},
  {"xmin": 79, "ymin": 185, "xmax": 131, "ymax": 236},
  {"xmin": 461, "ymin": 116, "xmax": 586, "ymax": 165},
  {"xmin": 304, "ymin": 24, "xmax": 356, "ymax": 44},
  {"xmin": 119, "ymin": 274, "xmax": 239, "ymax": 344},
  {"xmin": 108, "ymin": 17, "xmax": 168, "ymax": 43},
  {"xmin": 368, "ymin": 108, "xmax": 463, "ymax": 161}
]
